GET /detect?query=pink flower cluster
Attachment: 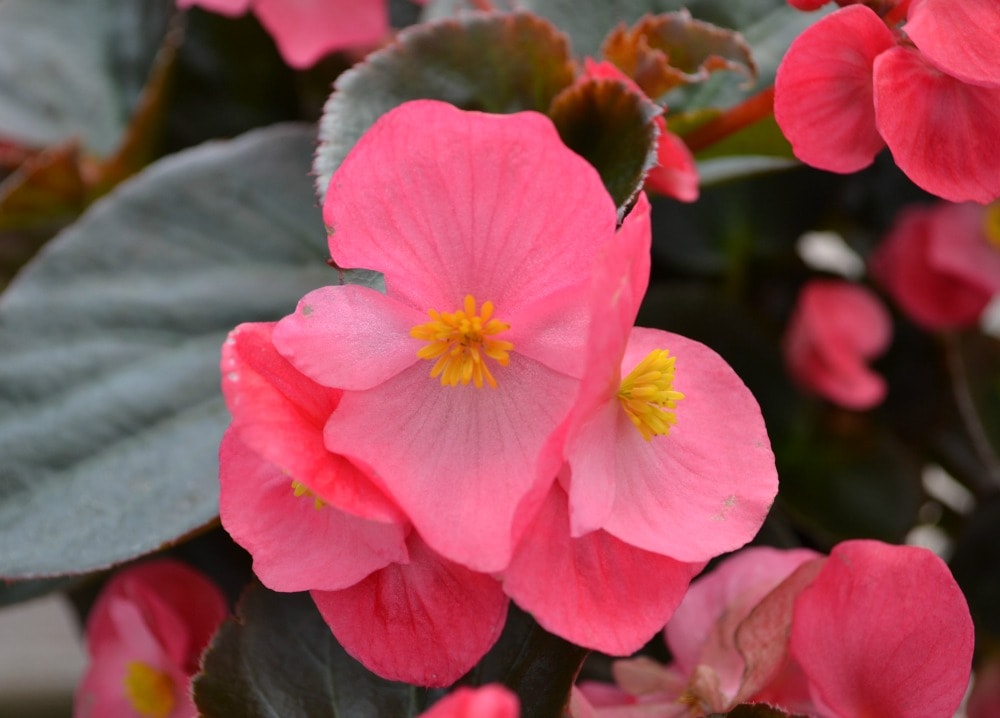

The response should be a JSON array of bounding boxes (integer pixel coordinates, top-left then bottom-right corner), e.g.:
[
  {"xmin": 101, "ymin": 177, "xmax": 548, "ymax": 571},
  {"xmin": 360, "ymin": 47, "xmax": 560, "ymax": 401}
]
[
  {"xmin": 578, "ymin": 540, "xmax": 974, "ymax": 718},
  {"xmin": 219, "ymin": 99, "xmax": 778, "ymax": 685},
  {"xmin": 74, "ymin": 560, "xmax": 227, "ymax": 718},
  {"xmin": 775, "ymin": 0, "xmax": 1000, "ymax": 203},
  {"xmin": 177, "ymin": 0, "xmax": 426, "ymax": 69}
]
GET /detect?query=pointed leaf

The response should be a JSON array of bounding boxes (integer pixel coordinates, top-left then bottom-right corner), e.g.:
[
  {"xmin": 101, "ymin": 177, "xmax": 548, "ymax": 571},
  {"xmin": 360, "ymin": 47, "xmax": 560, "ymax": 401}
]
[
  {"xmin": 0, "ymin": 124, "xmax": 334, "ymax": 578},
  {"xmin": 314, "ymin": 13, "xmax": 575, "ymax": 196},
  {"xmin": 194, "ymin": 584, "xmax": 420, "ymax": 718}
]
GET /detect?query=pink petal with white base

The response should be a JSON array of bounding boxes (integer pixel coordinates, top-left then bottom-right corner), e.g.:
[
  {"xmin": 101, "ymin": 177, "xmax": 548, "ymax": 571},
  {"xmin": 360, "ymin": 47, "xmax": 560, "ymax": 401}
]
[
  {"xmin": 324, "ymin": 357, "xmax": 576, "ymax": 573},
  {"xmin": 905, "ymin": 0, "xmax": 1000, "ymax": 88},
  {"xmin": 219, "ymin": 430, "xmax": 408, "ymax": 592},
  {"xmin": 223, "ymin": 321, "xmax": 402, "ymax": 521},
  {"xmin": 272, "ymin": 285, "xmax": 424, "ymax": 391},
  {"xmin": 790, "ymin": 540, "xmax": 975, "ymax": 718},
  {"xmin": 254, "ymin": 0, "xmax": 388, "ymax": 69},
  {"xmin": 774, "ymin": 5, "xmax": 893, "ymax": 173},
  {"xmin": 322, "ymin": 100, "xmax": 616, "ymax": 373},
  {"xmin": 503, "ymin": 483, "xmax": 698, "ymax": 655},
  {"xmin": 874, "ymin": 46, "xmax": 1000, "ymax": 203},
  {"xmin": 312, "ymin": 534, "xmax": 508, "ymax": 687},
  {"xmin": 420, "ymin": 686, "xmax": 520, "ymax": 718},
  {"xmin": 593, "ymin": 329, "xmax": 777, "ymax": 561}
]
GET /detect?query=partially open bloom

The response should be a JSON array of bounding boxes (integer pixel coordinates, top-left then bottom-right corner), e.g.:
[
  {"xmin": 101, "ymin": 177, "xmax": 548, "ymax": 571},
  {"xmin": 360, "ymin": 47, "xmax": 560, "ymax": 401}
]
[
  {"xmin": 420, "ymin": 685, "xmax": 520, "ymax": 718},
  {"xmin": 176, "ymin": 0, "xmax": 425, "ymax": 68},
  {"xmin": 870, "ymin": 201, "xmax": 1000, "ymax": 330},
  {"xmin": 775, "ymin": 0, "xmax": 1000, "ymax": 203},
  {"xmin": 586, "ymin": 540, "xmax": 974, "ymax": 718},
  {"xmin": 74, "ymin": 560, "xmax": 227, "ymax": 718},
  {"xmin": 783, "ymin": 279, "xmax": 892, "ymax": 410},
  {"xmin": 273, "ymin": 100, "xmax": 630, "ymax": 573},
  {"xmin": 220, "ymin": 322, "xmax": 508, "ymax": 687}
]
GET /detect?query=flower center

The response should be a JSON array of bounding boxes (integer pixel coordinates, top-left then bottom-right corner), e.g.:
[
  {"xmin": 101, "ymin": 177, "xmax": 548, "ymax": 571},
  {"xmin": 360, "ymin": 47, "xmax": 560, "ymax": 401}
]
[
  {"xmin": 410, "ymin": 294, "xmax": 514, "ymax": 388},
  {"xmin": 292, "ymin": 480, "xmax": 325, "ymax": 510},
  {"xmin": 984, "ymin": 202, "xmax": 1000, "ymax": 250},
  {"xmin": 617, "ymin": 348, "xmax": 685, "ymax": 441},
  {"xmin": 123, "ymin": 661, "xmax": 175, "ymax": 718}
]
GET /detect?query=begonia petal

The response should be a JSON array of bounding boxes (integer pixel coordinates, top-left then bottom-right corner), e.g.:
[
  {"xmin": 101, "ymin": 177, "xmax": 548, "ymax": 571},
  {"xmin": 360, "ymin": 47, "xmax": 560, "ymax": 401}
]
[
  {"xmin": 219, "ymin": 430, "xmax": 408, "ymax": 592},
  {"xmin": 783, "ymin": 280, "xmax": 891, "ymax": 409},
  {"xmin": 645, "ymin": 125, "xmax": 699, "ymax": 202},
  {"xmin": 565, "ymin": 195, "xmax": 653, "ymax": 535},
  {"xmin": 503, "ymin": 484, "xmax": 698, "ymax": 655},
  {"xmin": 273, "ymin": 284, "xmax": 424, "ymax": 392},
  {"xmin": 322, "ymin": 100, "xmax": 617, "ymax": 352},
  {"xmin": 905, "ymin": 0, "xmax": 1000, "ymax": 88},
  {"xmin": 176, "ymin": 0, "xmax": 251, "ymax": 16},
  {"xmin": 420, "ymin": 686, "xmax": 520, "ymax": 718},
  {"xmin": 790, "ymin": 540, "xmax": 975, "ymax": 718},
  {"xmin": 596, "ymin": 329, "xmax": 777, "ymax": 561},
  {"xmin": 312, "ymin": 534, "xmax": 508, "ymax": 687},
  {"xmin": 665, "ymin": 547, "xmax": 820, "ymax": 702},
  {"xmin": 927, "ymin": 203, "xmax": 1000, "ymax": 295},
  {"xmin": 871, "ymin": 204, "xmax": 997, "ymax": 329},
  {"xmin": 324, "ymin": 357, "xmax": 574, "ymax": 572},
  {"xmin": 253, "ymin": 0, "xmax": 388, "ymax": 69},
  {"xmin": 223, "ymin": 321, "xmax": 402, "ymax": 521},
  {"xmin": 874, "ymin": 46, "xmax": 1000, "ymax": 204},
  {"xmin": 774, "ymin": 5, "xmax": 893, "ymax": 173}
]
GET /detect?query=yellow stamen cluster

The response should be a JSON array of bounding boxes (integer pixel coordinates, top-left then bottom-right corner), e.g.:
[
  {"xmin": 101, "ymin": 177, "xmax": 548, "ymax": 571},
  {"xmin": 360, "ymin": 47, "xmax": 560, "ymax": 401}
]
[
  {"xmin": 410, "ymin": 295, "xmax": 514, "ymax": 388},
  {"xmin": 617, "ymin": 348, "xmax": 685, "ymax": 441},
  {"xmin": 292, "ymin": 480, "xmax": 325, "ymax": 510},
  {"xmin": 123, "ymin": 661, "xmax": 175, "ymax": 718},
  {"xmin": 985, "ymin": 202, "xmax": 1000, "ymax": 249}
]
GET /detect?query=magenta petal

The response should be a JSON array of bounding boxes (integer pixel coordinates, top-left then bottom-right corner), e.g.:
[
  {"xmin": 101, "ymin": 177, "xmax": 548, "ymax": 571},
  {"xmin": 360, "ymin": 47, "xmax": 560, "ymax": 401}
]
[
  {"xmin": 312, "ymin": 535, "xmax": 508, "ymax": 688},
  {"xmin": 905, "ymin": 0, "xmax": 1000, "ymax": 88},
  {"xmin": 774, "ymin": 5, "xmax": 893, "ymax": 173},
  {"xmin": 503, "ymin": 484, "xmax": 699, "ymax": 656},
  {"xmin": 665, "ymin": 547, "xmax": 820, "ymax": 705},
  {"xmin": 323, "ymin": 100, "xmax": 617, "ymax": 315},
  {"xmin": 595, "ymin": 328, "xmax": 777, "ymax": 561},
  {"xmin": 253, "ymin": 0, "xmax": 387, "ymax": 68},
  {"xmin": 645, "ymin": 126, "xmax": 699, "ymax": 202},
  {"xmin": 324, "ymin": 357, "xmax": 574, "ymax": 573},
  {"xmin": 219, "ymin": 430, "xmax": 409, "ymax": 592},
  {"xmin": 223, "ymin": 321, "xmax": 401, "ymax": 520},
  {"xmin": 419, "ymin": 686, "xmax": 520, "ymax": 718},
  {"xmin": 790, "ymin": 540, "xmax": 975, "ymax": 718},
  {"xmin": 874, "ymin": 46, "xmax": 1000, "ymax": 203},
  {"xmin": 272, "ymin": 284, "xmax": 424, "ymax": 391}
]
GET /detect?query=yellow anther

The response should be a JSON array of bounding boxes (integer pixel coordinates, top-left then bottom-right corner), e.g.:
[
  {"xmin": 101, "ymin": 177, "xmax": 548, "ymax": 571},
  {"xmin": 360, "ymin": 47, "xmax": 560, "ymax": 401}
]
[
  {"xmin": 123, "ymin": 661, "xmax": 175, "ymax": 718},
  {"xmin": 618, "ymin": 348, "xmax": 685, "ymax": 441},
  {"xmin": 410, "ymin": 294, "xmax": 514, "ymax": 388},
  {"xmin": 292, "ymin": 480, "xmax": 325, "ymax": 510},
  {"xmin": 984, "ymin": 202, "xmax": 1000, "ymax": 249}
]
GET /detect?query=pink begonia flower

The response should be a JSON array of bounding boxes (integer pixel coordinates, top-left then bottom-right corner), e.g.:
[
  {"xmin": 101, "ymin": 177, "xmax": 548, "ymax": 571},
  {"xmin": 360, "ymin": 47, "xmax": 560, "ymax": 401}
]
[
  {"xmin": 273, "ymin": 100, "xmax": 632, "ymax": 573},
  {"xmin": 74, "ymin": 559, "xmax": 227, "ymax": 718},
  {"xmin": 420, "ymin": 685, "xmax": 520, "ymax": 718},
  {"xmin": 583, "ymin": 59, "xmax": 699, "ymax": 202},
  {"xmin": 176, "ymin": 0, "xmax": 426, "ymax": 69},
  {"xmin": 870, "ymin": 202, "xmax": 1000, "ymax": 330},
  {"xmin": 219, "ymin": 327, "xmax": 508, "ymax": 686},
  {"xmin": 783, "ymin": 279, "xmax": 892, "ymax": 410},
  {"xmin": 775, "ymin": 1, "xmax": 1000, "ymax": 203},
  {"xmin": 583, "ymin": 540, "xmax": 974, "ymax": 718}
]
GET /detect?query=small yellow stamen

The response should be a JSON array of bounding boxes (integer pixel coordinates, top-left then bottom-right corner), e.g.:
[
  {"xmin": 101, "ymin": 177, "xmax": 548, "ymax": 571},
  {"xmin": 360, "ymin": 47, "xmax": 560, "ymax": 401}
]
[
  {"xmin": 618, "ymin": 348, "xmax": 685, "ymax": 441},
  {"xmin": 410, "ymin": 294, "xmax": 514, "ymax": 388},
  {"xmin": 292, "ymin": 480, "xmax": 325, "ymax": 510},
  {"xmin": 984, "ymin": 202, "xmax": 1000, "ymax": 249},
  {"xmin": 123, "ymin": 661, "xmax": 175, "ymax": 718}
]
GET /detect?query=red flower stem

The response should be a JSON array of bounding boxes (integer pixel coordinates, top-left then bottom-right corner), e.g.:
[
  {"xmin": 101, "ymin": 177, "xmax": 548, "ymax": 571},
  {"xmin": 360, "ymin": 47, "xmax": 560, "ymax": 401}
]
[
  {"xmin": 943, "ymin": 331, "xmax": 1000, "ymax": 491},
  {"xmin": 681, "ymin": 86, "xmax": 775, "ymax": 154}
]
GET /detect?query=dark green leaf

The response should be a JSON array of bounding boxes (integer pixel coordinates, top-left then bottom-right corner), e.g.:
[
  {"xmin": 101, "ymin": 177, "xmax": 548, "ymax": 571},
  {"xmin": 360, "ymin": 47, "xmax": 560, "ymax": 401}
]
[
  {"xmin": 314, "ymin": 13, "xmax": 574, "ymax": 195},
  {"xmin": 0, "ymin": 124, "xmax": 333, "ymax": 578},
  {"xmin": 0, "ymin": 0, "xmax": 174, "ymax": 156},
  {"xmin": 549, "ymin": 78, "xmax": 660, "ymax": 214},
  {"xmin": 194, "ymin": 584, "xmax": 420, "ymax": 718}
]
